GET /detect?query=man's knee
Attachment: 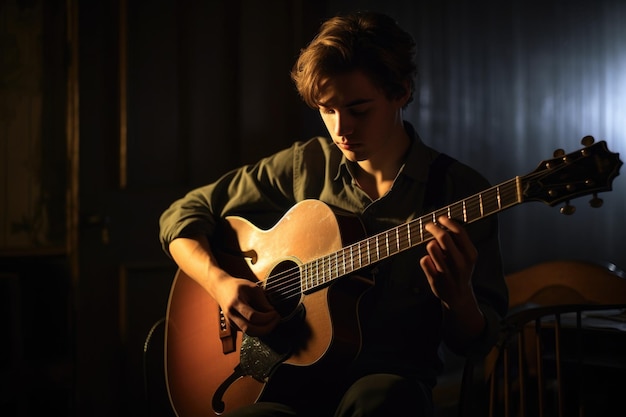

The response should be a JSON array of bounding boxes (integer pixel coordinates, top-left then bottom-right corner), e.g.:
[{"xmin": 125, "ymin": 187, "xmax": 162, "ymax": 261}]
[
  {"xmin": 335, "ymin": 374, "xmax": 433, "ymax": 416},
  {"xmin": 222, "ymin": 402, "xmax": 298, "ymax": 417}
]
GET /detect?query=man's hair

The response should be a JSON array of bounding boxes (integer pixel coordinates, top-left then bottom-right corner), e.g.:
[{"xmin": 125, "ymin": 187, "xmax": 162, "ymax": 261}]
[{"xmin": 291, "ymin": 11, "xmax": 417, "ymax": 109}]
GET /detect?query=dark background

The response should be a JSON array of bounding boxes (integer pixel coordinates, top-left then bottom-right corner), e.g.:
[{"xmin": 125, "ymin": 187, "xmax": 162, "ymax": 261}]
[{"xmin": 1, "ymin": 0, "xmax": 624, "ymax": 416}]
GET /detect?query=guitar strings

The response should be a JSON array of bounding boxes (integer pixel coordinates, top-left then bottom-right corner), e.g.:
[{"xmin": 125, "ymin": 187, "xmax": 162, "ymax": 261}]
[
  {"xmin": 263, "ymin": 178, "xmax": 523, "ymax": 301},
  {"xmin": 263, "ymin": 164, "xmax": 575, "ymax": 303}
]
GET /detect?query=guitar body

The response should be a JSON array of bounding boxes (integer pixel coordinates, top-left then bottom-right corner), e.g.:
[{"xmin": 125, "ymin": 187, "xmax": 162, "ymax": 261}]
[{"xmin": 165, "ymin": 200, "xmax": 371, "ymax": 417}]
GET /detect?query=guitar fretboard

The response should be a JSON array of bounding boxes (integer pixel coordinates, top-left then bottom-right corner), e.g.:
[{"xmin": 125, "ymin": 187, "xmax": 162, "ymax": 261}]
[{"xmin": 301, "ymin": 177, "xmax": 522, "ymax": 292}]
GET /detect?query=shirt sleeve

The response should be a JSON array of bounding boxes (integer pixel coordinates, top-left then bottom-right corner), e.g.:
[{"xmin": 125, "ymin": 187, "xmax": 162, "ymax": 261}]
[
  {"xmin": 158, "ymin": 144, "xmax": 300, "ymax": 257},
  {"xmin": 468, "ymin": 216, "xmax": 509, "ymax": 358},
  {"xmin": 445, "ymin": 162, "xmax": 509, "ymax": 357}
]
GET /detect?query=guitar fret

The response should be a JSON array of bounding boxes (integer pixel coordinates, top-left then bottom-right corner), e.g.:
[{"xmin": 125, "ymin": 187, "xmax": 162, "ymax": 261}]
[
  {"xmin": 502, "ymin": 181, "xmax": 521, "ymax": 208},
  {"xmin": 337, "ymin": 251, "xmax": 342, "ymax": 277},
  {"xmin": 497, "ymin": 186, "xmax": 502, "ymax": 210},
  {"xmin": 337, "ymin": 249, "xmax": 346, "ymax": 277},
  {"xmin": 447, "ymin": 202, "xmax": 459, "ymax": 221},
  {"xmin": 463, "ymin": 200, "xmax": 467, "ymax": 223},
  {"xmin": 482, "ymin": 187, "xmax": 499, "ymax": 215},
  {"xmin": 338, "ymin": 253, "xmax": 342, "ymax": 277},
  {"xmin": 468, "ymin": 196, "xmax": 480, "ymax": 222},
  {"xmin": 328, "ymin": 255, "xmax": 331, "ymax": 282},
  {"xmin": 307, "ymin": 262, "xmax": 311, "ymax": 290},
  {"xmin": 385, "ymin": 233, "xmax": 390, "ymax": 256},
  {"xmin": 479, "ymin": 193, "xmax": 484, "ymax": 216},
  {"xmin": 325, "ymin": 256, "xmax": 329, "ymax": 283},
  {"xmin": 326, "ymin": 255, "xmax": 330, "ymax": 282},
  {"xmin": 317, "ymin": 258, "xmax": 324, "ymax": 285},
  {"xmin": 406, "ymin": 223, "xmax": 412, "ymax": 247},
  {"xmin": 347, "ymin": 246, "xmax": 353, "ymax": 274},
  {"xmin": 316, "ymin": 258, "xmax": 321, "ymax": 287},
  {"xmin": 374, "ymin": 236, "xmax": 378, "ymax": 260},
  {"xmin": 372, "ymin": 236, "xmax": 377, "ymax": 261},
  {"xmin": 395, "ymin": 228, "xmax": 400, "ymax": 253}
]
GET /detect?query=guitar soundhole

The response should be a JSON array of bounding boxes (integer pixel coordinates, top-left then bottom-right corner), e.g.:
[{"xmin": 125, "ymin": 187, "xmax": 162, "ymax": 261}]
[{"xmin": 264, "ymin": 259, "xmax": 303, "ymax": 319}]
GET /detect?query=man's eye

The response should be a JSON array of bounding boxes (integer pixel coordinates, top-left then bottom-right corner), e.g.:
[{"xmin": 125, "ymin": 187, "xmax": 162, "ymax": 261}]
[
  {"xmin": 350, "ymin": 108, "xmax": 368, "ymax": 116},
  {"xmin": 320, "ymin": 107, "xmax": 335, "ymax": 115}
]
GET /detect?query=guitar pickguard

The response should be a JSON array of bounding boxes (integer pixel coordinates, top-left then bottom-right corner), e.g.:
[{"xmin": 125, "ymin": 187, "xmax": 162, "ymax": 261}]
[
  {"xmin": 210, "ymin": 334, "xmax": 291, "ymax": 415},
  {"xmin": 240, "ymin": 334, "xmax": 291, "ymax": 381},
  {"xmin": 239, "ymin": 304, "xmax": 306, "ymax": 380}
]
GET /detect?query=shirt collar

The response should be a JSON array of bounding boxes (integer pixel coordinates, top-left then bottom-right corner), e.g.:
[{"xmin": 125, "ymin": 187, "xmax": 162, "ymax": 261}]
[
  {"xmin": 333, "ymin": 121, "xmax": 436, "ymax": 183},
  {"xmin": 398, "ymin": 122, "xmax": 435, "ymax": 183}
]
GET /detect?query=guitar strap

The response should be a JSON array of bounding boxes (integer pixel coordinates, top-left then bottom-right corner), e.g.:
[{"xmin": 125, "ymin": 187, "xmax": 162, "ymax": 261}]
[{"xmin": 423, "ymin": 152, "xmax": 456, "ymax": 211}]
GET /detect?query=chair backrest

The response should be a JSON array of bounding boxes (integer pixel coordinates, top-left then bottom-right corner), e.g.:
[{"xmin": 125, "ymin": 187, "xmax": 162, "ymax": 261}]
[
  {"xmin": 506, "ymin": 260, "xmax": 626, "ymax": 308},
  {"xmin": 460, "ymin": 260, "xmax": 626, "ymax": 417}
]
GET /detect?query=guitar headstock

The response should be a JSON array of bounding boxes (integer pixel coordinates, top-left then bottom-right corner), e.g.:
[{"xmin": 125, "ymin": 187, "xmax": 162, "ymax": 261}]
[{"xmin": 521, "ymin": 137, "xmax": 622, "ymax": 214}]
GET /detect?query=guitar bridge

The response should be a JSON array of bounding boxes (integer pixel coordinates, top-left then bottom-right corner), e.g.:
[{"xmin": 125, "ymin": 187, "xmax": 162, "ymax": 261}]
[{"xmin": 218, "ymin": 307, "xmax": 237, "ymax": 354}]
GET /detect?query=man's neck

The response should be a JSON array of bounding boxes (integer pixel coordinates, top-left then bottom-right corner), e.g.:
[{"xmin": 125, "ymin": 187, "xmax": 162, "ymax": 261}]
[{"xmin": 355, "ymin": 128, "xmax": 412, "ymax": 199}]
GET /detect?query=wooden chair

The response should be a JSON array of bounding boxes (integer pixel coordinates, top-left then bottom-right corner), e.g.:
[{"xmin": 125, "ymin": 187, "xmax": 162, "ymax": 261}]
[
  {"xmin": 459, "ymin": 260, "xmax": 626, "ymax": 417},
  {"xmin": 143, "ymin": 317, "xmax": 176, "ymax": 417}
]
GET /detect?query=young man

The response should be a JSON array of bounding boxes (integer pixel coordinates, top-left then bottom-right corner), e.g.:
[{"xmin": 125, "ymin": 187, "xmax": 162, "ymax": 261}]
[{"xmin": 160, "ymin": 11, "xmax": 508, "ymax": 417}]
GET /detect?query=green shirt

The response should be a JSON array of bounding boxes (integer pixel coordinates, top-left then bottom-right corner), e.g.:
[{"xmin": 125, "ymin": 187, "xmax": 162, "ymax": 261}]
[{"xmin": 159, "ymin": 122, "xmax": 508, "ymax": 386}]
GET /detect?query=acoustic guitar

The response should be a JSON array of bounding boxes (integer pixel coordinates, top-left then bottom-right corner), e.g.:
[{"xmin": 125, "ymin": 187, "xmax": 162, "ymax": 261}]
[{"xmin": 165, "ymin": 139, "xmax": 621, "ymax": 416}]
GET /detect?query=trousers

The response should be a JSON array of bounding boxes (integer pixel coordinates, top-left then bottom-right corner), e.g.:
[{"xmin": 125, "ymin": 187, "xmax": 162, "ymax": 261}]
[{"xmin": 222, "ymin": 373, "xmax": 434, "ymax": 417}]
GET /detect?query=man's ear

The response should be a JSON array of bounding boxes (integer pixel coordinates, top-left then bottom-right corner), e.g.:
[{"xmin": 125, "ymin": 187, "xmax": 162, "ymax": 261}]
[{"xmin": 398, "ymin": 80, "xmax": 412, "ymax": 107}]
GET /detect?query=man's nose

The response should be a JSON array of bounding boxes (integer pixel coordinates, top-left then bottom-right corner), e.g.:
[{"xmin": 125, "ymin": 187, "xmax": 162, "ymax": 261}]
[{"xmin": 335, "ymin": 113, "xmax": 354, "ymax": 137}]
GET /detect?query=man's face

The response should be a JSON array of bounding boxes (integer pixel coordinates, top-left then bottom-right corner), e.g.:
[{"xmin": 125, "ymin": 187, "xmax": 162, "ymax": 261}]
[{"xmin": 317, "ymin": 70, "xmax": 406, "ymax": 162}]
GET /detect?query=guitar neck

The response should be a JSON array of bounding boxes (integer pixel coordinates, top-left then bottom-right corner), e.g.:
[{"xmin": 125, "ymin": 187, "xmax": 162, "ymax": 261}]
[{"xmin": 301, "ymin": 176, "xmax": 522, "ymax": 292}]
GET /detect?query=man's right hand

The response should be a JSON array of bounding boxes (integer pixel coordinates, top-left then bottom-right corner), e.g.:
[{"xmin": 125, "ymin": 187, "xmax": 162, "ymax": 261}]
[
  {"xmin": 211, "ymin": 273, "xmax": 281, "ymax": 336},
  {"xmin": 169, "ymin": 236, "xmax": 281, "ymax": 337}
]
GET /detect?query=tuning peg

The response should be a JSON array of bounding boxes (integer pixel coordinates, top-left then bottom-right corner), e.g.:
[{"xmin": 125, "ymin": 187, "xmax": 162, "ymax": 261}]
[
  {"xmin": 581, "ymin": 135, "xmax": 595, "ymax": 146},
  {"xmin": 553, "ymin": 148, "xmax": 565, "ymax": 157},
  {"xmin": 560, "ymin": 201, "xmax": 576, "ymax": 215},
  {"xmin": 589, "ymin": 193, "xmax": 604, "ymax": 208}
]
